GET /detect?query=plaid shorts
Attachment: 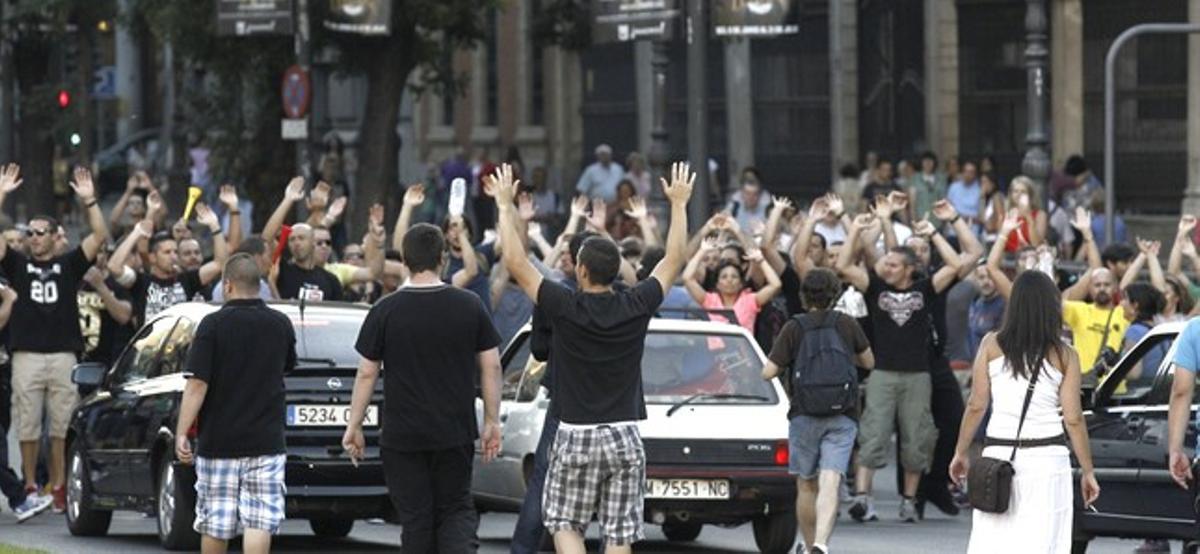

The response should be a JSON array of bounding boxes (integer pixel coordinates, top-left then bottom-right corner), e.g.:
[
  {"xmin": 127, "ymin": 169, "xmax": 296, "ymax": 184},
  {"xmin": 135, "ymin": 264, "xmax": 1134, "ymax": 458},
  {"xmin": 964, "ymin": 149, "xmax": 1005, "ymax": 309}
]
[
  {"xmin": 542, "ymin": 423, "xmax": 645, "ymax": 546},
  {"xmin": 193, "ymin": 454, "xmax": 287, "ymax": 539}
]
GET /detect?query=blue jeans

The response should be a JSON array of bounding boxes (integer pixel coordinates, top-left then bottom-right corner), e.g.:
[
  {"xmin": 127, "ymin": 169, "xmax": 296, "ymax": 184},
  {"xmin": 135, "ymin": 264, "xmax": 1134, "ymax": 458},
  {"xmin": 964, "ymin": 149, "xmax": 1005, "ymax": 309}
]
[{"xmin": 510, "ymin": 408, "xmax": 559, "ymax": 554}]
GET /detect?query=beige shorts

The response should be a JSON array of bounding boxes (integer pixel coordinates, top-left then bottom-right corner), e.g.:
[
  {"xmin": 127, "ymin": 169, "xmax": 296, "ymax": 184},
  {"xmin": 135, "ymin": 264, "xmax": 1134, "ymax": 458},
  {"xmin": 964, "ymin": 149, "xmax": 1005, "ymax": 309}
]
[{"xmin": 12, "ymin": 351, "xmax": 79, "ymax": 441}]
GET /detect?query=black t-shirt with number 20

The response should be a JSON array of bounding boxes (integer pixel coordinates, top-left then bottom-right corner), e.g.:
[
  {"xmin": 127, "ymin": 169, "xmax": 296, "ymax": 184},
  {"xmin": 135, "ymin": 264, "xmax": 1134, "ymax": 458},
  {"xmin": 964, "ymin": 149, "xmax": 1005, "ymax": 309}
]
[{"xmin": 1, "ymin": 247, "xmax": 91, "ymax": 353}]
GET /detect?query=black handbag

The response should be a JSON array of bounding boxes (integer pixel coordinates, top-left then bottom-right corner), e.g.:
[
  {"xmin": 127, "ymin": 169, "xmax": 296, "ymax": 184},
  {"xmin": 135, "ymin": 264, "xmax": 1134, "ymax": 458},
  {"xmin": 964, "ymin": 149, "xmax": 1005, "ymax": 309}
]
[{"xmin": 967, "ymin": 366, "xmax": 1041, "ymax": 514}]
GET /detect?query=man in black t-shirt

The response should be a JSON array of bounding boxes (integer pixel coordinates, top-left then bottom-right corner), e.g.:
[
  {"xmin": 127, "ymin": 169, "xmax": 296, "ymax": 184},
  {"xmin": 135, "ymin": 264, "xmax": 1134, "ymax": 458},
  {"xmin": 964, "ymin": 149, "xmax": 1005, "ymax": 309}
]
[
  {"xmin": 78, "ymin": 249, "xmax": 135, "ymax": 367},
  {"xmin": 495, "ymin": 161, "xmax": 693, "ymax": 552},
  {"xmin": 0, "ymin": 165, "xmax": 108, "ymax": 511},
  {"xmin": 273, "ymin": 223, "xmax": 343, "ymax": 301},
  {"xmin": 343, "ymin": 222, "xmax": 502, "ymax": 554},
  {"xmin": 835, "ymin": 213, "xmax": 962, "ymax": 524},
  {"xmin": 109, "ymin": 202, "xmax": 227, "ymax": 325},
  {"xmin": 176, "ymin": 253, "xmax": 296, "ymax": 552}
]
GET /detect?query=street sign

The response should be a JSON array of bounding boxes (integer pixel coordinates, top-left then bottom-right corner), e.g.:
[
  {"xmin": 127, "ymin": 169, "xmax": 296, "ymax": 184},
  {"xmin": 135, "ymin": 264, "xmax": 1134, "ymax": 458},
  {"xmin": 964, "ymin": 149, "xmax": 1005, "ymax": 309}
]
[
  {"xmin": 282, "ymin": 118, "xmax": 309, "ymax": 140},
  {"xmin": 323, "ymin": 0, "xmax": 392, "ymax": 36},
  {"xmin": 216, "ymin": 0, "xmax": 295, "ymax": 37},
  {"xmin": 281, "ymin": 65, "xmax": 311, "ymax": 119},
  {"xmin": 712, "ymin": 0, "xmax": 801, "ymax": 37},
  {"xmin": 592, "ymin": 0, "xmax": 679, "ymax": 44},
  {"xmin": 91, "ymin": 65, "xmax": 116, "ymax": 100}
]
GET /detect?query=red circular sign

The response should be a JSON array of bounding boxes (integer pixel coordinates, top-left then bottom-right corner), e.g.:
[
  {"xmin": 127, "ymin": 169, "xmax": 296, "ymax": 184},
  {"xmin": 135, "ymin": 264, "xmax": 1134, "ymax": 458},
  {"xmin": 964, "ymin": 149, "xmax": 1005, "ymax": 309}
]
[{"xmin": 282, "ymin": 65, "xmax": 311, "ymax": 119}]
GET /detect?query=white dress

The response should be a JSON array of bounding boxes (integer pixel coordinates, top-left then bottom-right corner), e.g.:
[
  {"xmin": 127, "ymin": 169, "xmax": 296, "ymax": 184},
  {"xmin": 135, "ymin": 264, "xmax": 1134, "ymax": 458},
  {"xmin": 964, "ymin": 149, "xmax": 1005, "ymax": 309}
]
[{"xmin": 968, "ymin": 356, "xmax": 1073, "ymax": 554}]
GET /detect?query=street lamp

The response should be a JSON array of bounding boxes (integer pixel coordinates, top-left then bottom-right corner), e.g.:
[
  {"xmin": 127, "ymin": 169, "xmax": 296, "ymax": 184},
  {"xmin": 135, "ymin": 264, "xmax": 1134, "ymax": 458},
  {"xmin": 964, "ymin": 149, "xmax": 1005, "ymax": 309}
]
[{"xmin": 1020, "ymin": 0, "xmax": 1051, "ymax": 206}]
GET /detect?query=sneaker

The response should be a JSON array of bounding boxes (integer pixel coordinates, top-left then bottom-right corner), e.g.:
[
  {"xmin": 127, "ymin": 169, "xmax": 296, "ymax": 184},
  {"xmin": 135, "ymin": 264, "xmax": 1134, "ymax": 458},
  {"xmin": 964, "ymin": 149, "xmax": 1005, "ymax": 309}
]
[
  {"xmin": 14, "ymin": 494, "xmax": 53, "ymax": 523},
  {"xmin": 51, "ymin": 485, "xmax": 66, "ymax": 513},
  {"xmin": 1133, "ymin": 539, "xmax": 1170, "ymax": 553},
  {"xmin": 848, "ymin": 495, "xmax": 877, "ymax": 523},
  {"xmin": 899, "ymin": 497, "xmax": 918, "ymax": 523},
  {"xmin": 794, "ymin": 544, "xmax": 807, "ymax": 554},
  {"xmin": 810, "ymin": 546, "xmax": 828, "ymax": 554}
]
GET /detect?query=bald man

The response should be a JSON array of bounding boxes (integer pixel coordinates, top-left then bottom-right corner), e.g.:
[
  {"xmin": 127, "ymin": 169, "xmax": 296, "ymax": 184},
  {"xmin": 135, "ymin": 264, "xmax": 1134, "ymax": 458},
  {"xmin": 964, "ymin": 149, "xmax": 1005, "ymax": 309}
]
[{"xmin": 1063, "ymin": 267, "xmax": 1126, "ymax": 381}]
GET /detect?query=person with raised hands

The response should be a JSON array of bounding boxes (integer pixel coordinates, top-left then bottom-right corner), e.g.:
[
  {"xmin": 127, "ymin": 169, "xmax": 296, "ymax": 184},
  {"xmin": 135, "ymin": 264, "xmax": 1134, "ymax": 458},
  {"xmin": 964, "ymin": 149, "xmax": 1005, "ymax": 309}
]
[
  {"xmin": 682, "ymin": 237, "xmax": 782, "ymax": 332},
  {"xmin": 495, "ymin": 160, "xmax": 693, "ymax": 554},
  {"xmin": 0, "ymin": 165, "xmax": 109, "ymax": 512}
]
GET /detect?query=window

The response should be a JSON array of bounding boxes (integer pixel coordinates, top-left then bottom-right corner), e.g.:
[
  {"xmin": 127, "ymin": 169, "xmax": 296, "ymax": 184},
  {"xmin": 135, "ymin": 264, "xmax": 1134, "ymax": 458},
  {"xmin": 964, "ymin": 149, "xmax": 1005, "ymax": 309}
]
[
  {"xmin": 110, "ymin": 317, "xmax": 178, "ymax": 385},
  {"xmin": 157, "ymin": 317, "xmax": 196, "ymax": 376},
  {"xmin": 1109, "ymin": 333, "xmax": 1177, "ymax": 404},
  {"xmin": 642, "ymin": 332, "xmax": 777, "ymax": 404},
  {"xmin": 502, "ymin": 333, "xmax": 532, "ymax": 401}
]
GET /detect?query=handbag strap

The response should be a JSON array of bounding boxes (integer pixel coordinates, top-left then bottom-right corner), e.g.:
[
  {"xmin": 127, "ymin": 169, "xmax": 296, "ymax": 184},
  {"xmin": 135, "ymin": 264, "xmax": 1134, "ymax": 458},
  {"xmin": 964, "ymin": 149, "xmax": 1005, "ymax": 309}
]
[
  {"xmin": 1009, "ymin": 364, "xmax": 1042, "ymax": 462},
  {"xmin": 1094, "ymin": 307, "xmax": 1117, "ymax": 365}
]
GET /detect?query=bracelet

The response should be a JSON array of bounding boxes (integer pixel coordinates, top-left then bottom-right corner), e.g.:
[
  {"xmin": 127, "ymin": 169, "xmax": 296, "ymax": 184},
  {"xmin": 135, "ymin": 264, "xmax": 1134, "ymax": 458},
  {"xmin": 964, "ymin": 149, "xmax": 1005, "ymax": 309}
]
[
  {"xmin": 229, "ymin": 210, "xmax": 241, "ymax": 216},
  {"xmin": 84, "ymin": 199, "xmax": 97, "ymax": 208},
  {"xmin": 950, "ymin": 215, "xmax": 961, "ymax": 225}
]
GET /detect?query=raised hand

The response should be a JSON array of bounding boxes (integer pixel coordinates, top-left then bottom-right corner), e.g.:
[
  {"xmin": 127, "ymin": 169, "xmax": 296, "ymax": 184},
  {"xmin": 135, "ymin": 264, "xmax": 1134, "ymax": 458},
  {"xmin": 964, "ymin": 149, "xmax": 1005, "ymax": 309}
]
[
  {"xmin": 489, "ymin": 163, "xmax": 520, "ymax": 205},
  {"xmin": 82, "ymin": 266, "xmax": 105, "ymax": 288},
  {"xmin": 403, "ymin": 184, "xmax": 426, "ymax": 207},
  {"xmin": 887, "ymin": 191, "xmax": 909, "ymax": 213},
  {"xmin": 1137, "ymin": 237, "xmax": 1162, "ymax": 257},
  {"xmin": 1180, "ymin": 214, "xmax": 1197, "ymax": 236},
  {"xmin": 527, "ymin": 221, "xmax": 543, "ymax": 239},
  {"xmin": 661, "ymin": 161, "xmax": 696, "ymax": 205},
  {"xmin": 570, "ymin": 195, "xmax": 590, "ymax": 218},
  {"xmin": 308, "ymin": 181, "xmax": 331, "ymax": 210},
  {"xmin": 135, "ymin": 171, "xmax": 154, "ymax": 191},
  {"xmin": 70, "ymin": 166, "xmax": 96, "ymax": 202},
  {"xmin": 808, "ymin": 197, "xmax": 830, "ymax": 220},
  {"xmin": 587, "ymin": 198, "xmax": 607, "ymax": 230},
  {"xmin": 132, "ymin": 218, "xmax": 154, "ymax": 239},
  {"xmin": 772, "ymin": 196, "xmax": 794, "ymax": 213},
  {"xmin": 699, "ymin": 236, "xmax": 721, "ymax": 252},
  {"xmin": 871, "ymin": 195, "xmax": 894, "ymax": 219},
  {"xmin": 1016, "ymin": 191, "xmax": 1033, "ymax": 215},
  {"xmin": 744, "ymin": 248, "xmax": 765, "ymax": 264},
  {"xmin": 912, "ymin": 219, "xmax": 936, "ymax": 238},
  {"xmin": 219, "ymin": 184, "xmax": 239, "ymax": 211},
  {"xmin": 146, "ymin": 190, "xmax": 165, "ymax": 217},
  {"xmin": 194, "ymin": 203, "xmax": 219, "ymax": 231},
  {"xmin": 368, "ymin": 203, "xmax": 385, "ymax": 236},
  {"xmin": 517, "ymin": 192, "xmax": 536, "ymax": 222},
  {"xmin": 284, "ymin": 177, "xmax": 306, "ymax": 202},
  {"xmin": 851, "ymin": 213, "xmax": 875, "ymax": 231},
  {"xmin": 824, "ymin": 193, "xmax": 844, "ymax": 217},
  {"xmin": 328, "ymin": 196, "xmax": 348, "ymax": 221},
  {"xmin": 0, "ymin": 282, "xmax": 16, "ymax": 302},
  {"xmin": 931, "ymin": 199, "xmax": 958, "ymax": 222},
  {"xmin": 1001, "ymin": 208, "xmax": 1022, "ymax": 236},
  {"xmin": 0, "ymin": 163, "xmax": 22, "ymax": 194},
  {"xmin": 625, "ymin": 196, "xmax": 648, "ymax": 220}
]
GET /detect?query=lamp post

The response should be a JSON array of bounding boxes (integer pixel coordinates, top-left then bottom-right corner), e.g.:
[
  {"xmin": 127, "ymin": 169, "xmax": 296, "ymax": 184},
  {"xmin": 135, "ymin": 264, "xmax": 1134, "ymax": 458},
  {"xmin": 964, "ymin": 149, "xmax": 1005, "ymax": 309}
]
[
  {"xmin": 1021, "ymin": 0, "xmax": 1051, "ymax": 206},
  {"xmin": 648, "ymin": 39, "xmax": 670, "ymax": 210}
]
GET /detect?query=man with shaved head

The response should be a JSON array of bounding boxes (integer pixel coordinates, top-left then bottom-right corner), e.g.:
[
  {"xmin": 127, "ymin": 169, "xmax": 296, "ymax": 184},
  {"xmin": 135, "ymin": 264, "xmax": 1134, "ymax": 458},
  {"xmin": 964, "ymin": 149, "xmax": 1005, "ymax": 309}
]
[{"xmin": 1063, "ymin": 266, "xmax": 1126, "ymax": 384}]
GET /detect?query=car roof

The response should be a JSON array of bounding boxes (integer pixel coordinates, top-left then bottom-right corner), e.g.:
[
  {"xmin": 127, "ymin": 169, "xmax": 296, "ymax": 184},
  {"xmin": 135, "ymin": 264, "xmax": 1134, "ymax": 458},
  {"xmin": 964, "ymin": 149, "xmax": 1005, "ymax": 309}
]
[
  {"xmin": 1143, "ymin": 319, "xmax": 1190, "ymax": 336},
  {"xmin": 153, "ymin": 300, "xmax": 370, "ymax": 322}
]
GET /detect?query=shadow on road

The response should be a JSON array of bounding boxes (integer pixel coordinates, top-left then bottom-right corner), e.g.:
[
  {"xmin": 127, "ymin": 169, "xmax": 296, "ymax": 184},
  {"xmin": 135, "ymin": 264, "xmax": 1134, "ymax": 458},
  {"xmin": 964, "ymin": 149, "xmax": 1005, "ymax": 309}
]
[{"xmin": 480, "ymin": 537, "xmax": 753, "ymax": 553}]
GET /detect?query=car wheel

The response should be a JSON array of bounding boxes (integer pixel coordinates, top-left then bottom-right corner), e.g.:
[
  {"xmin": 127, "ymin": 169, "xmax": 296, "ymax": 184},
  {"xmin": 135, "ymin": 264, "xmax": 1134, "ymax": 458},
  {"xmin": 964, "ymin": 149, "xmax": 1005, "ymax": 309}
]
[
  {"xmin": 310, "ymin": 518, "xmax": 355, "ymax": 538},
  {"xmin": 662, "ymin": 519, "xmax": 703, "ymax": 542},
  {"xmin": 157, "ymin": 456, "xmax": 201, "ymax": 551},
  {"xmin": 751, "ymin": 511, "xmax": 797, "ymax": 554},
  {"xmin": 65, "ymin": 440, "xmax": 112, "ymax": 537}
]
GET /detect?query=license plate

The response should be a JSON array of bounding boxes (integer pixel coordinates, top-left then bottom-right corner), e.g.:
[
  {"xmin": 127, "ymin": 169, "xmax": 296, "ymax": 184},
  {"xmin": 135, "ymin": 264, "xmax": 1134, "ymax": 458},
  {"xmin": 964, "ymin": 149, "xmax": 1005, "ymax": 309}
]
[
  {"xmin": 645, "ymin": 479, "xmax": 730, "ymax": 500},
  {"xmin": 287, "ymin": 405, "xmax": 378, "ymax": 427}
]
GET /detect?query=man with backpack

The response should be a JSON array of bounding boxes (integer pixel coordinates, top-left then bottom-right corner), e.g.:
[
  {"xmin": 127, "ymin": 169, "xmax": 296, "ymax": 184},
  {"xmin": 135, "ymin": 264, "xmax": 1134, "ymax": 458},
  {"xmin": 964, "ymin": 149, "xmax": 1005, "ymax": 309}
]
[{"xmin": 762, "ymin": 268, "xmax": 874, "ymax": 554}]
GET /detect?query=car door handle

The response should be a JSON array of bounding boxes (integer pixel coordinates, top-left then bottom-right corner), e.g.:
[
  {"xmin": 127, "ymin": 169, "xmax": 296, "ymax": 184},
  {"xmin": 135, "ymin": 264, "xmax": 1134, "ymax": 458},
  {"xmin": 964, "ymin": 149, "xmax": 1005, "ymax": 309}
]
[
  {"xmin": 1127, "ymin": 416, "xmax": 1144, "ymax": 428},
  {"xmin": 499, "ymin": 413, "xmax": 508, "ymax": 423}
]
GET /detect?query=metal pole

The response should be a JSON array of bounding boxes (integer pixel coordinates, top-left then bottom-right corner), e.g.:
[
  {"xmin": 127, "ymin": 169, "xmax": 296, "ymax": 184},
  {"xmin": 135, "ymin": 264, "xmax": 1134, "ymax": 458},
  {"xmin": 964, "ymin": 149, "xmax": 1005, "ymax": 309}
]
[
  {"xmin": 686, "ymin": 0, "xmax": 708, "ymax": 229},
  {"xmin": 648, "ymin": 40, "xmax": 670, "ymax": 207},
  {"xmin": 0, "ymin": 0, "xmax": 12, "ymax": 164},
  {"xmin": 1020, "ymin": 0, "xmax": 1050, "ymax": 210},
  {"xmin": 294, "ymin": 0, "xmax": 311, "ymax": 179},
  {"xmin": 1104, "ymin": 23, "xmax": 1200, "ymax": 245},
  {"xmin": 115, "ymin": 0, "xmax": 142, "ymax": 142}
]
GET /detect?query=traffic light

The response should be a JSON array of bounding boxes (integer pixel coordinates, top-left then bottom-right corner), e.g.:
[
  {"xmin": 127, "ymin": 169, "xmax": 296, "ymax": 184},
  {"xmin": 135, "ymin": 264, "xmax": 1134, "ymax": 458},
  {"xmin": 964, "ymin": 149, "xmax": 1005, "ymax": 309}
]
[{"xmin": 57, "ymin": 89, "xmax": 70, "ymax": 109}]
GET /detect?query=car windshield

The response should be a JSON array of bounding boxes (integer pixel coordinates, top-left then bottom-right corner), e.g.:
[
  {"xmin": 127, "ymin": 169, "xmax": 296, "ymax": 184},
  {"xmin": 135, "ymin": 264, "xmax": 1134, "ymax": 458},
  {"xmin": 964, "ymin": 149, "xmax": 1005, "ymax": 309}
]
[
  {"xmin": 642, "ymin": 331, "xmax": 776, "ymax": 405},
  {"xmin": 281, "ymin": 309, "xmax": 365, "ymax": 368}
]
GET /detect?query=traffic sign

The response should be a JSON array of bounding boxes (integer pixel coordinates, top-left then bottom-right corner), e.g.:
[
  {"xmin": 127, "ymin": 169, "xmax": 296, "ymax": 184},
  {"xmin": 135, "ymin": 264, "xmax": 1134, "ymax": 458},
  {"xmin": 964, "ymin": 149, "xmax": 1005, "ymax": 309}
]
[
  {"xmin": 281, "ymin": 118, "xmax": 308, "ymax": 140},
  {"xmin": 92, "ymin": 65, "xmax": 116, "ymax": 100},
  {"xmin": 281, "ymin": 65, "xmax": 311, "ymax": 119}
]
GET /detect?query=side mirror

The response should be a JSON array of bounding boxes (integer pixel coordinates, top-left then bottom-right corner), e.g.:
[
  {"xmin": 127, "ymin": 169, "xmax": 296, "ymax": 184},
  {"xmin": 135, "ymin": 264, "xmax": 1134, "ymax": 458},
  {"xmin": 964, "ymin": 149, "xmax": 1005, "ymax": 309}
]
[{"xmin": 71, "ymin": 362, "xmax": 108, "ymax": 388}]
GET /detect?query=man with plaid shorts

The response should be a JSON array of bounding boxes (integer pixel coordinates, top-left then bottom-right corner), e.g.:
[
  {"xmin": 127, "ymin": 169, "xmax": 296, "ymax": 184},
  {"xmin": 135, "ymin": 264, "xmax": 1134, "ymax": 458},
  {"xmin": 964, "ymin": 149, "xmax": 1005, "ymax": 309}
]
[
  {"xmin": 176, "ymin": 253, "xmax": 297, "ymax": 554},
  {"xmin": 493, "ymin": 161, "xmax": 694, "ymax": 553}
]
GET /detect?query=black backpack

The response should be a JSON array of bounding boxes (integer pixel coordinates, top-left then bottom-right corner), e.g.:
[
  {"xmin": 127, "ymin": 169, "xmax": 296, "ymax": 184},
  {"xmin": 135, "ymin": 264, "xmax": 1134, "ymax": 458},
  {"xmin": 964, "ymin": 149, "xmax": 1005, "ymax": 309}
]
[{"xmin": 790, "ymin": 312, "xmax": 859, "ymax": 416}]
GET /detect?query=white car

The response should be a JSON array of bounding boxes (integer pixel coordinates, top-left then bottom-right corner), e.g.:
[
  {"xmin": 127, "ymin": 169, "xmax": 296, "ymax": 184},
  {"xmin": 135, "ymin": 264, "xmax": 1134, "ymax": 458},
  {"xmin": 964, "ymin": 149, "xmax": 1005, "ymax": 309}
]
[{"xmin": 472, "ymin": 318, "xmax": 797, "ymax": 553}]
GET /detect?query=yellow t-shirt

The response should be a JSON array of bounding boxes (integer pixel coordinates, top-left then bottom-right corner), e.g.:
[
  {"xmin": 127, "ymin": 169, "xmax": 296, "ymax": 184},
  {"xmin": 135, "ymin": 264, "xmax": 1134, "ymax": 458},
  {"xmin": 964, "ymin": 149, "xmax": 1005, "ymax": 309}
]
[
  {"xmin": 1063, "ymin": 301, "xmax": 1126, "ymax": 372},
  {"xmin": 324, "ymin": 263, "xmax": 359, "ymax": 287}
]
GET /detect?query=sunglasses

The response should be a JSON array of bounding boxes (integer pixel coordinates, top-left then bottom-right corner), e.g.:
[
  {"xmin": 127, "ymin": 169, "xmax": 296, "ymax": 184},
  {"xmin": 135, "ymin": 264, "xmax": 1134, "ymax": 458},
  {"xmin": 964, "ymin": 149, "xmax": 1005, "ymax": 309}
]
[
  {"xmin": 315, "ymin": 240, "xmax": 332, "ymax": 246},
  {"xmin": 344, "ymin": 251, "xmax": 364, "ymax": 259},
  {"xmin": 26, "ymin": 228, "xmax": 52, "ymax": 237}
]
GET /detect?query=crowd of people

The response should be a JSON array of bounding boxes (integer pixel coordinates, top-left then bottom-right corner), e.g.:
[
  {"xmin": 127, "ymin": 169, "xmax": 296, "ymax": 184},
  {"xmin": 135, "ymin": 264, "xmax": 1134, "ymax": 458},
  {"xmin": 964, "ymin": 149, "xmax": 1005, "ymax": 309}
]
[{"xmin": 0, "ymin": 142, "xmax": 1190, "ymax": 554}]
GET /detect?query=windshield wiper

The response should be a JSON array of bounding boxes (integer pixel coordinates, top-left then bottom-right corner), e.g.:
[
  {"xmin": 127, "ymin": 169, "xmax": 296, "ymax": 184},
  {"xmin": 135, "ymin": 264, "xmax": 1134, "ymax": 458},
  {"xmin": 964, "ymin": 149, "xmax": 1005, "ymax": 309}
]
[
  {"xmin": 666, "ymin": 393, "xmax": 770, "ymax": 417},
  {"xmin": 295, "ymin": 357, "xmax": 338, "ymax": 368}
]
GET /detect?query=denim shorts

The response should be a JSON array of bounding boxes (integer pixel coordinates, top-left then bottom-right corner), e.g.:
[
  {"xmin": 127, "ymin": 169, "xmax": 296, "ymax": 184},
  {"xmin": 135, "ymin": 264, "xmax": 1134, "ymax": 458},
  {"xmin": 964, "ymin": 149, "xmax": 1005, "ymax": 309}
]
[{"xmin": 788, "ymin": 414, "xmax": 857, "ymax": 479}]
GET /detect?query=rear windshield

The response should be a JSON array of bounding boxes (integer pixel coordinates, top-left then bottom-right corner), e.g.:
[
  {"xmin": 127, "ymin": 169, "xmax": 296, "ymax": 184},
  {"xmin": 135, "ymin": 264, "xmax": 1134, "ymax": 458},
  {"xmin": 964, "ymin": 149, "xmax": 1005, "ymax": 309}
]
[
  {"xmin": 641, "ymin": 332, "xmax": 777, "ymax": 404},
  {"xmin": 284, "ymin": 310, "xmax": 366, "ymax": 368}
]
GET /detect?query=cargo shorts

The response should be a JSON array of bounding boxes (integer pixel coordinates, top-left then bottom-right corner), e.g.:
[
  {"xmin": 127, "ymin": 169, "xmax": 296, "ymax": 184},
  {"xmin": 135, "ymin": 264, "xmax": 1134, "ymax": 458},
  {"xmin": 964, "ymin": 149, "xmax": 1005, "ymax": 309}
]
[
  {"xmin": 11, "ymin": 352, "xmax": 78, "ymax": 441},
  {"xmin": 856, "ymin": 369, "xmax": 937, "ymax": 472}
]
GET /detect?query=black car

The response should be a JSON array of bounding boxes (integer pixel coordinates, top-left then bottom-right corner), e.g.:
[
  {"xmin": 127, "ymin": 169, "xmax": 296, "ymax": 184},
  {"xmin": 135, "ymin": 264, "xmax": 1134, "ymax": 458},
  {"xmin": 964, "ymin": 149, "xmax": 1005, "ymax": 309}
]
[
  {"xmin": 1073, "ymin": 319, "xmax": 1200, "ymax": 553},
  {"xmin": 64, "ymin": 301, "xmax": 389, "ymax": 551}
]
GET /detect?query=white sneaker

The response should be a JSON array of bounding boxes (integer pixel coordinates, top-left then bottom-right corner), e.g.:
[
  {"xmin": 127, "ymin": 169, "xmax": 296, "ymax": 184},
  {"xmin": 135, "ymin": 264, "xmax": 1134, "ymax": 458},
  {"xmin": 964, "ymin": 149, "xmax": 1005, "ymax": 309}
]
[{"xmin": 14, "ymin": 494, "xmax": 53, "ymax": 523}]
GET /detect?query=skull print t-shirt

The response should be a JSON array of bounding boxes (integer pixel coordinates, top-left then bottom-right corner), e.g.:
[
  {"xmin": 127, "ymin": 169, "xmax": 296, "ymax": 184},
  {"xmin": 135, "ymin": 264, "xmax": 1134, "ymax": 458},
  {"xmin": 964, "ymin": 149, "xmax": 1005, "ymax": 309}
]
[{"xmin": 865, "ymin": 272, "xmax": 935, "ymax": 372}]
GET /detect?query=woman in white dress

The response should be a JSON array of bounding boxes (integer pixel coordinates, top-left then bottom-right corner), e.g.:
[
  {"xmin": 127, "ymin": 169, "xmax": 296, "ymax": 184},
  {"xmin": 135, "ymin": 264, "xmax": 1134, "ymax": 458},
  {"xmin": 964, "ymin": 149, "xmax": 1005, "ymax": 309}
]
[{"xmin": 949, "ymin": 270, "xmax": 1101, "ymax": 553}]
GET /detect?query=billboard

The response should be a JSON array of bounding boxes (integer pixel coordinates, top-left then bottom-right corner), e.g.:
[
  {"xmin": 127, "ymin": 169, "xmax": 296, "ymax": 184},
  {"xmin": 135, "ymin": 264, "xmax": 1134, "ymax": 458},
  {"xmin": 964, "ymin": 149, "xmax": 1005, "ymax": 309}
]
[
  {"xmin": 216, "ymin": 0, "xmax": 295, "ymax": 36},
  {"xmin": 324, "ymin": 0, "xmax": 393, "ymax": 36},
  {"xmin": 712, "ymin": 0, "xmax": 801, "ymax": 37},
  {"xmin": 592, "ymin": 0, "xmax": 680, "ymax": 44}
]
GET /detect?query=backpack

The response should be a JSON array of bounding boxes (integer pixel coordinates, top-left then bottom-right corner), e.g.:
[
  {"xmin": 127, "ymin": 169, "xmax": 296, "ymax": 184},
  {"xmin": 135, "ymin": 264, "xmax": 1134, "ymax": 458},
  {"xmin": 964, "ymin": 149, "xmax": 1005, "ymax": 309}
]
[{"xmin": 790, "ymin": 312, "xmax": 859, "ymax": 416}]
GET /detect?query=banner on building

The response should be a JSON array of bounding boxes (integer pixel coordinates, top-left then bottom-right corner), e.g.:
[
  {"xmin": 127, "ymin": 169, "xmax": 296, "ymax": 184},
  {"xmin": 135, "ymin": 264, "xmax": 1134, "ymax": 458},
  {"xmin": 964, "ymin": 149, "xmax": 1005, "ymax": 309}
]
[
  {"xmin": 324, "ymin": 0, "xmax": 393, "ymax": 36},
  {"xmin": 592, "ymin": 0, "xmax": 679, "ymax": 44},
  {"xmin": 216, "ymin": 0, "xmax": 295, "ymax": 37},
  {"xmin": 712, "ymin": 0, "xmax": 801, "ymax": 37}
]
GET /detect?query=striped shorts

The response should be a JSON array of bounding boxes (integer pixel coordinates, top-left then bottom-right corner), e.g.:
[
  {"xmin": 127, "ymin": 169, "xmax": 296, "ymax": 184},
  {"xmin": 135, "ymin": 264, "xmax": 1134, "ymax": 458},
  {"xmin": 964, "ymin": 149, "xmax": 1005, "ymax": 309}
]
[
  {"xmin": 193, "ymin": 454, "xmax": 287, "ymax": 539},
  {"xmin": 542, "ymin": 424, "xmax": 646, "ymax": 546}
]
